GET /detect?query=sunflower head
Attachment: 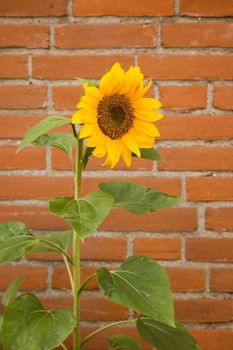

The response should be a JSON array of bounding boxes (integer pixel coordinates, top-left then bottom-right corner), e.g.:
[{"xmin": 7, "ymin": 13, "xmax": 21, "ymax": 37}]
[{"xmin": 72, "ymin": 63, "xmax": 163, "ymax": 168}]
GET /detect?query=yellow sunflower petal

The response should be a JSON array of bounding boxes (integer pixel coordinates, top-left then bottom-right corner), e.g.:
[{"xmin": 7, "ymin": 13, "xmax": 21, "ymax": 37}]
[
  {"xmin": 134, "ymin": 119, "xmax": 160, "ymax": 137},
  {"xmin": 79, "ymin": 123, "xmax": 97, "ymax": 138},
  {"xmin": 100, "ymin": 63, "xmax": 124, "ymax": 96},
  {"xmin": 72, "ymin": 109, "xmax": 97, "ymax": 124},
  {"xmin": 93, "ymin": 134, "xmax": 108, "ymax": 157},
  {"xmin": 134, "ymin": 110, "xmax": 164, "ymax": 122},
  {"xmin": 132, "ymin": 97, "xmax": 162, "ymax": 110},
  {"xmin": 121, "ymin": 66, "xmax": 144, "ymax": 97},
  {"xmin": 120, "ymin": 141, "xmax": 132, "ymax": 167},
  {"xmin": 106, "ymin": 138, "xmax": 121, "ymax": 168},
  {"xmin": 122, "ymin": 133, "xmax": 141, "ymax": 157},
  {"xmin": 130, "ymin": 128, "xmax": 154, "ymax": 148}
]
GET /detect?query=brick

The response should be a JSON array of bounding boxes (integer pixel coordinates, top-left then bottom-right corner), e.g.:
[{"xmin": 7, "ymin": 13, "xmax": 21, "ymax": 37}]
[
  {"xmin": 42, "ymin": 296, "xmax": 128, "ymax": 321},
  {"xmin": 73, "ymin": 0, "xmax": 174, "ymax": 16},
  {"xmin": 0, "ymin": 145, "xmax": 45, "ymax": 170},
  {"xmin": 0, "ymin": 0, "xmax": 67, "ymax": 17},
  {"xmin": 55, "ymin": 23, "xmax": 156, "ymax": 48},
  {"xmin": 0, "ymin": 176, "xmax": 180, "ymax": 200},
  {"xmin": 33, "ymin": 55, "xmax": 134, "ymax": 80},
  {"xmin": 186, "ymin": 238, "xmax": 233, "ymax": 262},
  {"xmin": 180, "ymin": 0, "xmax": 233, "ymax": 17},
  {"xmin": 102, "ymin": 207, "xmax": 197, "ymax": 233},
  {"xmin": 0, "ymin": 265, "xmax": 47, "ymax": 291},
  {"xmin": 175, "ymin": 298, "xmax": 233, "ymax": 323},
  {"xmin": 0, "ymin": 86, "xmax": 47, "ymax": 110},
  {"xmin": 206, "ymin": 207, "xmax": 233, "ymax": 232},
  {"xmin": 134, "ymin": 238, "xmax": 182, "ymax": 260},
  {"xmin": 210, "ymin": 268, "xmax": 233, "ymax": 292},
  {"xmin": 158, "ymin": 147, "xmax": 233, "ymax": 171},
  {"xmin": 160, "ymin": 85, "xmax": 207, "ymax": 109},
  {"xmin": 187, "ymin": 177, "xmax": 233, "ymax": 201},
  {"xmin": 139, "ymin": 55, "xmax": 233, "ymax": 80},
  {"xmin": 0, "ymin": 24, "xmax": 49, "ymax": 48},
  {"xmin": 214, "ymin": 85, "xmax": 233, "ymax": 110},
  {"xmin": 52, "ymin": 266, "xmax": 97, "ymax": 290},
  {"xmin": 157, "ymin": 115, "xmax": 233, "ymax": 141},
  {"xmin": 0, "ymin": 55, "xmax": 27, "ymax": 78},
  {"xmin": 52, "ymin": 86, "xmax": 83, "ymax": 110},
  {"xmin": 27, "ymin": 237, "xmax": 127, "ymax": 261},
  {"xmin": 191, "ymin": 329, "xmax": 233, "ymax": 350},
  {"xmin": 162, "ymin": 22, "xmax": 233, "ymax": 47},
  {"xmin": 52, "ymin": 148, "xmax": 153, "ymax": 171},
  {"xmin": 166, "ymin": 267, "xmax": 205, "ymax": 292}
]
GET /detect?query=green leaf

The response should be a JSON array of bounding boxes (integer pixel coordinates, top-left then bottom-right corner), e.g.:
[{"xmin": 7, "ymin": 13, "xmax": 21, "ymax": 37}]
[
  {"xmin": 30, "ymin": 230, "xmax": 73, "ymax": 253},
  {"xmin": 108, "ymin": 335, "xmax": 143, "ymax": 350},
  {"xmin": 82, "ymin": 147, "xmax": 95, "ymax": 169},
  {"xmin": 96, "ymin": 256, "xmax": 174, "ymax": 327},
  {"xmin": 137, "ymin": 316, "xmax": 201, "ymax": 350},
  {"xmin": 99, "ymin": 181, "xmax": 181, "ymax": 214},
  {"xmin": 2, "ymin": 293, "xmax": 76, "ymax": 350},
  {"xmin": 133, "ymin": 148, "xmax": 163, "ymax": 161},
  {"xmin": 18, "ymin": 115, "xmax": 70, "ymax": 152},
  {"xmin": 75, "ymin": 77, "xmax": 98, "ymax": 87},
  {"xmin": 32, "ymin": 133, "xmax": 76, "ymax": 155},
  {"xmin": 49, "ymin": 191, "xmax": 114, "ymax": 240},
  {"xmin": 0, "ymin": 222, "xmax": 38, "ymax": 264},
  {"xmin": 2, "ymin": 276, "xmax": 23, "ymax": 306}
]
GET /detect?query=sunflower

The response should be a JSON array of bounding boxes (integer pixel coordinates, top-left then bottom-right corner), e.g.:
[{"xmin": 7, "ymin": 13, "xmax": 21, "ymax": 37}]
[{"xmin": 72, "ymin": 63, "xmax": 163, "ymax": 168}]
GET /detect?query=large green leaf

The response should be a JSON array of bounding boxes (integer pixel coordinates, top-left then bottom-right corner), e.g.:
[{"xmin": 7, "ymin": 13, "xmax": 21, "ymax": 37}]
[
  {"xmin": 133, "ymin": 148, "xmax": 163, "ymax": 161},
  {"xmin": 108, "ymin": 335, "xmax": 143, "ymax": 350},
  {"xmin": 32, "ymin": 133, "xmax": 76, "ymax": 155},
  {"xmin": 18, "ymin": 115, "xmax": 70, "ymax": 152},
  {"xmin": 96, "ymin": 256, "xmax": 174, "ymax": 327},
  {"xmin": 0, "ymin": 221, "xmax": 38, "ymax": 264},
  {"xmin": 2, "ymin": 275, "xmax": 23, "ymax": 306},
  {"xmin": 137, "ymin": 316, "xmax": 201, "ymax": 350},
  {"xmin": 99, "ymin": 181, "xmax": 180, "ymax": 214},
  {"xmin": 2, "ymin": 293, "xmax": 76, "ymax": 350},
  {"xmin": 30, "ymin": 230, "xmax": 73, "ymax": 253},
  {"xmin": 49, "ymin": 191, "xmax": 114, "ymax": 240}
]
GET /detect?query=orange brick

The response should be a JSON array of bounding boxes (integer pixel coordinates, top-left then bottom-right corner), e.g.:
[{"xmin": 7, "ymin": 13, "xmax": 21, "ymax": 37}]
[
  {"xmin": 0, "ymin": 145, "xmax": 45, "ymax": 170},
  {"xmin": 73, "ymin": 0, "xmax": 174, "ymax": 16},
  {"xmin": 0, "ymin": 85, "xmax": 47, "ymax": 109},
  {"xmin": 55, "ymin": 23, "xmax": 156, "ymax": 48},
  {"xmin": 102, "ymin": 207, "xmax": 197, "ymax": 233},
  {"xmin": 52, "ymin": 266, "xmax": 97, "ymax": 290},
  {"xmin": 52, "ymin": 148, "xmax": 153, "ymax": 171},
  {"xmin": 139, "ymin": 55, "xmax": 233, "ymax": 80},
  {"xmin": 0, "ymin": 0, "xmax": 67, "ymax": 16},
  {"xmin": 158, "ymin": 147, "xmax": 233, "ymax": 171},
  {"xmin": 0, "ymin": 55, "xmax": 27, "ymax": 78},
  {"xmin": 187, "ymin": 177, "xmax": 233, "ymax": 201},
  {"xmin": 166, "ymin": 267, "xmax": 205, "ymax": 292},
  {"xmin": 180, "ymin": 0, "xmax": 233, "ymax": 17},
  {"xmin": 191, "ymin": 329, "xmax": 233, "ymax": 350},
  {"xmin": 186, "ymin": 238, "xmax": 233, "ymax": 262},
  {"xmin": 157, "ymin": 115, "xmax": 233, "ymax": 141},
  {"xmin": 210, "ymin": 268, "xmax": 233, "ymax": 292},
  {"xmin": 162, "ymin": 22, "xmax": 233, "ymax": 47},
  {"xmin": 0, "ymin": 24, "xmax": 49, "ymax": 48},
  {"xmin": 33, "ymin": 55, "xmax": 134, "ymax": 80},
  {"xmin": 0, "ymin": 265, "xmax": 47, "ymax": 291},
  {"xmin": 52, "ymin": 86, "xmax": 83, "ymax": 110},
  {"xmin": 160, "ymin": 85, "xmax": 207, "ymax": 109},
  {"xmin": 42, "ymin": 296, "xmax": 128, "ymax": 321},
  {"xmin": 175, "ymin": 298, "xmax": 233, "ymax": 323},
  {"xmin": 134, "ymin": 238, "xmax": 182, "ymax": 260},
  {"xmin": 206, "ymin": 207, "xmax": 233, "ymax": 232},
  {"xmin": 214, "ymin": 85, "xmax": 233, "ymax": 110}
]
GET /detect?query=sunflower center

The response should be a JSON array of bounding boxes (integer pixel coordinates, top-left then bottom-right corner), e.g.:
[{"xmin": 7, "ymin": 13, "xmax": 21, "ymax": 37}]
[{"xmin": 97, "ymin": 94, "xmax": 134, "ymax": 140}]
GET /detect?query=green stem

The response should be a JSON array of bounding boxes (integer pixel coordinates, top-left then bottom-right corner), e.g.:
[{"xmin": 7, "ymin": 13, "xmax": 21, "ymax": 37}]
[
  {"xmin": 73, "ymin": 131, "xmax": 83, "ymax": 350},
  {"xmin": 63, "ymin": 254, "xmax": 74, "ymax": 292},
  {"xmin": 80, "ymin": 319, "xmax": 137, "ymax": 348},
  {"xmin": 78, "ymin": 272, "xmax": 96, "ymax": 295},
  {"xmin": 38, "ymin": 238, "xmax": 73, "ymax": 265}
]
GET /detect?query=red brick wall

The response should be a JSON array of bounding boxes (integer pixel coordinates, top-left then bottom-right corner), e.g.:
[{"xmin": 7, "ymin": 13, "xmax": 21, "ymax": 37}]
[{"xmin": 0, "ymin": 1, "xmax": 233, "ymax": 349}]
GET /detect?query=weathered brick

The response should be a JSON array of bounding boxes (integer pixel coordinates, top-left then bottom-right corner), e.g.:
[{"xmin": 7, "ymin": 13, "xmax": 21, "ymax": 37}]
[
  {"xmin": 52, "ymin": 266, "xmax": 97, "ymax": 290},
  {"xmin": 210, "ymin": 268, "xmax": 233, "ymax": 292},
  {"xmin": 187, "ymin": 177, "xmax": 233, "ymax": 201},
  {"xmin": 0, "ymin": 24, "xmax": 49, "ymax": 48},
  {"xmin": 0, "ymin": 145, "xmax": 45, "ymax": 170},
  {"xmin": 55, "ymin": 23, "xmax": 156, "ymax": 48},
  {"xmin": 0, "ymin": 55, "xmax": 27, "ymax": 78},
  {"xmin": 214, "ymin": 85, "xmax": 233, "ymax": 110},
  {"xmin": 160, "ymin": 85, "xmax": 207, "ymax": 109},
  {"xmin": 167, "ymin": 267, "xmax": 205, "ymax": 292},
  {"xmin": 134, "ymin": 238, "xmax": 182, "ymax": 260},
  {"xmin": 191, "ymin": 329, "xmax": 233, "ymax": 350},
  {"xmin": 180, "ymin": 0, "xmax": 233, "ymax": 17},
  {"xmin": 0, "ymin": 86, "xmax": 47, "ymax": 109},
  {"xmin": 206, "ymin": 207, "xmax": 233, "ymax": 232},
  {"xmin": 186, "ymin": 238, "xmax": 233, "ymax": 262}
]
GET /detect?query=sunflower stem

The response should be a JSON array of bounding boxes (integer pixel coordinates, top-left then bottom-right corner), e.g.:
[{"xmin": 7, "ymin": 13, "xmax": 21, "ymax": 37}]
[{"xmin": 72, "ymin": 128, "xmax": 83, "ymax": 350}]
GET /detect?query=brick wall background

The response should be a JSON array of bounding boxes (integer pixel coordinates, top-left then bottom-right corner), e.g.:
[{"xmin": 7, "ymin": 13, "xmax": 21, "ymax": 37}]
[{"xmin": 0, "ymin": 0, "xmax": 233, "ymax": 349}]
